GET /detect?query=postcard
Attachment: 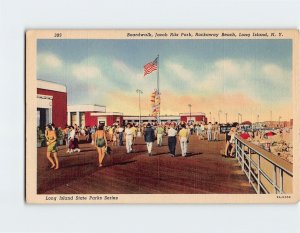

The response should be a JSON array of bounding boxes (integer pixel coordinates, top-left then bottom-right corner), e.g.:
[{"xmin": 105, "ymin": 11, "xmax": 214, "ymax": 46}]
[{"xmin": 26, "ymin": 29, "xmax": 300, "ymax": 203}]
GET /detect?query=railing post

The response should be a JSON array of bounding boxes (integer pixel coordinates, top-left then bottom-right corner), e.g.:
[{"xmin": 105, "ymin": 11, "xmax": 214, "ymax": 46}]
[
  {"xmin": 235, "ymin": 139, "xmax": 238, "ymax": 159},
  {"xmin": 279, "ymin": 169, "xmax": 283, "ymax": 194},
  {"xmin": 242, "ymin": 141, "xmax": 245, "ymax": 172},
  {"xmin": 248, "ymin": 148, "xmax": 251, "ymax": 183},
  {"xmin": 273, "ymin": 166, "xmax": 277, "ymax": 194},
  {"xmin": 257, "ymin": 155, "xmax": 261, "ymax": 194}
]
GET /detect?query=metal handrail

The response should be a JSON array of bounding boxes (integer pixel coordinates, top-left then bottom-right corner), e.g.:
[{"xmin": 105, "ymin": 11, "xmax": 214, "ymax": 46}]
[{"xmin": 234, "ymin": 136, "xmax": 293, "ymax": 194}]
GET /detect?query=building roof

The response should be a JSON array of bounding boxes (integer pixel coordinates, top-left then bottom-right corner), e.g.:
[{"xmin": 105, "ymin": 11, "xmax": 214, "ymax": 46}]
[
  {"xmin": 123, "ymin": 115, "xmax": 180, "ymax": 120},
  {"xmin": 179, "ymin": 112, "xmax": 206, "ymax": 116},
  {"xmin": 67, "ymin": 104, "xmax": 106, "ymax": 112},
  {"xmin": 37, "ymin": 79, "xmax": 67, "ymax": 93},
  {"xmin": 91, "ymin": 112, "xmax": 123, "ymax": 116}
]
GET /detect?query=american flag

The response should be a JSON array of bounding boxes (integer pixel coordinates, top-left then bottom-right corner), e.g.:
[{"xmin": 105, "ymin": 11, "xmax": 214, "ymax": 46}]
[{"xmin": 144, "ymin": 57, "xmax": 158, "ymax": 76}]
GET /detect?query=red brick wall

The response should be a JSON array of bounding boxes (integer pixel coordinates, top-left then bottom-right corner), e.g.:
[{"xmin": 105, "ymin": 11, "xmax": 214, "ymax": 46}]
[
  {"xmin": 84, "ymin": 113, "xmax": 123, "ymax": 127},
  {"xmin": 180, "ymin": 115, "xmax": 206, "ymax": 123},
  {"xmin": 180, "ymin": 116, "xmax": 187, "ymax": 122},
  {"xmin": 37, "ymin": 88, "xmax": 67, "ymax": 128},
  {"xmin": 85, "ymin": 112, "xmax": 98, "ymax": 127}
]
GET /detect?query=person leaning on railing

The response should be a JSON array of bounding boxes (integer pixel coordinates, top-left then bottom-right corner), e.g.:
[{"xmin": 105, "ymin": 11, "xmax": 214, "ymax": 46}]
[{"xmin": 224, "ymin": 124, "xmax": 238, "ymax": 158}]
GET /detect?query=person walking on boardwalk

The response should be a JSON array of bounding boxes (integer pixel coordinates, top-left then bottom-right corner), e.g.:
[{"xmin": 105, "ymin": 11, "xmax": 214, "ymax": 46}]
[
  {"xmin": 156, "ymin": 124, "xmax": 164, "ymax": 146},
  {"xmin": 108, "ymin": 126, "xmax": 114, "ymax": 142},
  {"xmin": 195, "ymin": 124, "xmax": 200, "ymax": 137},
  {"xmin": 69, "ymin": 126, "xmax": 80, "ymax": 153},
  {"xmin": 63, "ymin": 124, "xmax": 70, "ymax": 153},
  {"xmin": 90, "ymin": 125, "xmax": 96, "ymax": 145},
  {"xmin": 125, "ymin": 123, "xmax": 133, "ymax": 153},
  {"xmin": 199, "ymin": 122, "xmax": 205, "ymax": 140},
  {"xmin": 95, "ymin": 124, "xmax": 107, "ymax": 167},
  {"xmin": 207, "ymin": 122, "xmax": 213, "ymax": 141},
  {"xmin": 118, "ymin": 125, "xmax": 124, "ymax": 146},
  {"xmin": 112, "ymin": 126, "xmax": 117, "ymax": 146},
  {"xmin": 167, "ymin": 123, "xmax": 177, "ymax": 157},
  {"xmin": 45, "ymin": 124, "xmax": 59, "ymax": 169},
  {"xmin": 131, "ymin": 124, "xmax": 137, "ymax": 145},
  {"xmin": 178, "ymin": 124, "xmax": 189, "ymax": 157},
  {"xmin": 144, "ymin": 123, "xmax": 155, "ymax": 156},
  {"xmin": 213, "ymin": 122, "xmax": 220, "ymax": 141}
]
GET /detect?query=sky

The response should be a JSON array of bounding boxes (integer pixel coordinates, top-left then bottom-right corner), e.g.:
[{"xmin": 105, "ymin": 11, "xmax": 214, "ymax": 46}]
[{"xmin": 37, "ymin": 39, "xmax": 292, "ymax": 123}]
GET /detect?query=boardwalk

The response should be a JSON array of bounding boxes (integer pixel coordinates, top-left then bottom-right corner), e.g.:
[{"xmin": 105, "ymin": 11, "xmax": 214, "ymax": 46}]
[{"xmin": 37, "ymin": 135, "xmax": 255, "ymax": 194}]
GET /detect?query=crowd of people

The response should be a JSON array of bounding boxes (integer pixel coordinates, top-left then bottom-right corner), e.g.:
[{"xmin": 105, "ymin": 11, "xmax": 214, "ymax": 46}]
[
  {"xmin": 42, "ymin": 121, "xmax": 230, "ymax": 170},
  {"xmin": 41, "ymin": 120, "xmax": 292, "ymax": 171}
]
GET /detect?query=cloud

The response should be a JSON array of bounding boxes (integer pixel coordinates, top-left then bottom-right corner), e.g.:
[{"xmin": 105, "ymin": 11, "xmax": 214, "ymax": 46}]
[
  {"xmin": 37, "ymin": 52, "xmax": 63, "ymax": 69},
  {"xmin": 214, "ymin": 59, "xmax": 241, "ymax": 76},
  {"xmin": 262, "ymin": 64, "xmax": 290, "ymax": 85},
  {"xmin": 72, "ymin": 64, "xmax": 102, "ymax": 80},
  {"xmin": 165, "ymin": 61, "xmax": 195, "ymax": 82},
  {"xmin": 112, "ymin": 60, "xmax": 141, "ymax": 79}
]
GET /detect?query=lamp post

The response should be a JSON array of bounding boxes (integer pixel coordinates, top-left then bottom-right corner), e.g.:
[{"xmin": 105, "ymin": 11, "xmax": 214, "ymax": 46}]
[
  {"xmin": 278, "ymin": 116, "xmax": 282, "ymax": 128},
  {"xmin": 188, "ymin": 104, "xmax": 192, "ymax": 124},
  {"xmin": 257, "ymin": 114, "xmax": 259, "ymax": 123},
  {"xmin": 225, "ymin": 112, "xmax": 228, "ymax": 123},
  {"xmin": 136, "ymin": 89, "xmax": 143, "ymax": 134},
  {"xmin": 209, "ymin": 112, "xmax": 212, "ymax": 122},
  {"xmin": 218, "ymin": 110, "xmax": 222, "ymax": 123},
  {"xmin": 238, "ymin": 113, "xmax": 242, "ymax": 124}
]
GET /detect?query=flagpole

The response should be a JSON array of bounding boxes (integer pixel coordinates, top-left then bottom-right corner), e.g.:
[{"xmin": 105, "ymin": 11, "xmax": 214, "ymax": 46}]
[
  {"xmin": 157, "ymin": 54, "xmax": 159, "ymax": 94},
  {"xmin": 157, "ymin": 54, "xmax": 160, "ymax": 123}
]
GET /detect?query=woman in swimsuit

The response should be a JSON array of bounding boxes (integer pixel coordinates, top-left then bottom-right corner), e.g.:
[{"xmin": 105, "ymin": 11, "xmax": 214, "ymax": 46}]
[
  {"xmin": 45, "ymin": 124, "xmax": 59, "ymax": 169},
  {"xmin": 95, "ymin": 124, "xmax": 108, "ymax": 167}
]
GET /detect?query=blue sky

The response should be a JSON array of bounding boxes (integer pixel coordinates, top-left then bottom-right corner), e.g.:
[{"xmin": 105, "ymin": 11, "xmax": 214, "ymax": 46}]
[{"xmin": 37, "ymin": 39, "xmax": 292, "ymax": 122}]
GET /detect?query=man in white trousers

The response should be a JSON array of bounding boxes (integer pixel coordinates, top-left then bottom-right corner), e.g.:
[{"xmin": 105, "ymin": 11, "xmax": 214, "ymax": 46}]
[
  {"xmin": 124, "ymin": 123, "xmax": 133, "ymax": 153},
  {"xmin": 156, "ymin": 124, "xmax": 164, "ymax": 146},
  {"xmin": 178, "ymin": 124, "xmax": 189, "ymax": 157}
]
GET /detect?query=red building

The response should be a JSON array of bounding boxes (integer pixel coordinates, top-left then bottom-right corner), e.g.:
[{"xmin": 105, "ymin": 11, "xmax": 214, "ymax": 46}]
[
  {"xmin": 88, "ymin": 112, "xmax": 123, "ymax": 126},
  {"xmin": 37, "ymin": 80, "xmax": 67, "ymax": 128},
  {"xmin": 179, "ymin": 112, "xmax": 207, "ymax": 124},
  {"xmin": 67, "ymin": 104, "xmax": 123, "ymax": 127}
]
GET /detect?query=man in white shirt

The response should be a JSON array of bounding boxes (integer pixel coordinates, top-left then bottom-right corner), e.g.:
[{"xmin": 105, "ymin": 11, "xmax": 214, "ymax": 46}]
[
  {"xmin": 213, "ymin": 122, "xmax": 220, "ymax": 141},
  {"xmin": 207, "ymin": 122, "xmax": 212, "ymax": 141},
  {"xmin": 124, "ymin": 123, "xmax": 133, "ymax": 153},
  {"xmin": 167, "ymin": 123, "xmax": 177, "ymax": 157}
]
